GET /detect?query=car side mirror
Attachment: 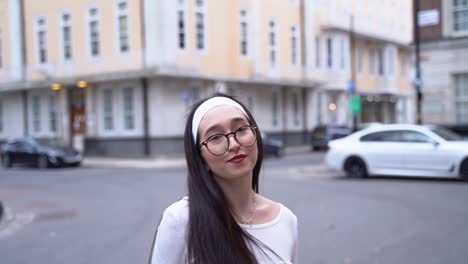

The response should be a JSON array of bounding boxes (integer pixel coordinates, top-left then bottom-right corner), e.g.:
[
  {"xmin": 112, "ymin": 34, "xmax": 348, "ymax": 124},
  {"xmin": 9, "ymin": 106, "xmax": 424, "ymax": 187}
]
[{"xmin": 432, "ymin": 141, "xmax": 440, "ymax": 148}]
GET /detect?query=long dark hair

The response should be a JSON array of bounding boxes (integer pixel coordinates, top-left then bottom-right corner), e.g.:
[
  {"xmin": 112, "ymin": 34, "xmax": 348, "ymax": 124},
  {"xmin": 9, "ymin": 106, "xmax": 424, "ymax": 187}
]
[{"xmin": 184, "ymin": 93, "xmax": 264, "ymax": 263}]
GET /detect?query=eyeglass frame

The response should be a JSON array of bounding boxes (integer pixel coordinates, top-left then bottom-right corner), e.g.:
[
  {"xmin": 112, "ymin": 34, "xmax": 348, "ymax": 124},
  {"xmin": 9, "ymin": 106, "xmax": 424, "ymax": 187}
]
[{"xmin": 199, "ymin": 125, "xmax": 258, "ymax": 156}]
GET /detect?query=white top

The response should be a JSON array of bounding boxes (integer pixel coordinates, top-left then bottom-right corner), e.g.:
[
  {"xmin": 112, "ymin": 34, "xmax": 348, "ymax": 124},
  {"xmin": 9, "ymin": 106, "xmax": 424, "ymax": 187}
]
[{"xmin": 151, "ymin": 197, "xmax": 298, "ymax": 264}]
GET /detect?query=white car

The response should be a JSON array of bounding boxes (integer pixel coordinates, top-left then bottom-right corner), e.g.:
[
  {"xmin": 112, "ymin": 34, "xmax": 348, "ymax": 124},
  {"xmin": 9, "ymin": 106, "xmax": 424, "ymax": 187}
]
[{"xmin": 325, "ymin": 124, "xmax": 468, "ymax": 180}]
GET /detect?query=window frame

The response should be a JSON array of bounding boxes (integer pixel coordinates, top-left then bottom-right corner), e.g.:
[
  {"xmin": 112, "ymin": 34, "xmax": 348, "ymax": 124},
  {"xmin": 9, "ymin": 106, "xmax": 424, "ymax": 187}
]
[
  {"xmin": 290, "ymin": 24, "xmax": 299, "ymax": 66},
  {"xmin": 269, "ymin": 19, "xmax": 278, "ymax": 69},
  {"xmin": 34, "ymin": 16, "xmax": 48, "ymax": 65},
  {"xmin": 195, "ymin": 0, "xmax": 207, "ymax": 52},
  {"xmin": 32, "ymin": 95, "xmax": 42, "ymax": 133},
  {"xmin": 115, "ymin": 0, "xmax": 130, "ymax": 54},
  {"xmin": 87, "ymin": 5, "xmax": 100, "ymax": 58},
  {"xmin": 122, "ymin": 87, "xmax": 135, "ymax": 130},
  {"xmin": 240, "ymin": 8, "xmax": 250, "ymax": 58},
  {"xmin": 102, "ymin": 89, "xmax": 114, "ymax": 131},
  {"xmin": 0, "ymin": 29, "xmax": 3, "ymax": 70},
  {"xmin": 59, "ymin": 11, "xmax": 73, "ymax": 62},
  {"xmin": 177, "ymin": 0, "xmax": 189, "ymax": 51}
]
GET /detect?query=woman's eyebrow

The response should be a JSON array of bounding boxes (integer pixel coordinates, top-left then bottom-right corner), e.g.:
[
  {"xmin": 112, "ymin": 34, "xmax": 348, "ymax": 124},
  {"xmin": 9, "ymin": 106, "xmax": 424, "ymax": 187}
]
[{"xmin": 203, "ymin": 117, "xmax": 248, "ymax": 137}]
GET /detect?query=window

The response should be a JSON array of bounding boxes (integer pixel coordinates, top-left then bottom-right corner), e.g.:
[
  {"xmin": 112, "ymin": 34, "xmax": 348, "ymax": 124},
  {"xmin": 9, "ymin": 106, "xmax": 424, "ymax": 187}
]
[
  {"xmin": 117, "ymin": 0, "xmax": 129, "ymax": 52},
  {"xmin": 0, "ymin": 98, "xmax": 3, "ymax": 132},
  {"xmin": 455, "ymin": 74, "xmax": 468, "ymax": 123},
  {"xmin": 339, "ymin": 37, "xmax": 345, "ymax": 70},
  {"xmin": 272, "ymin": 91, "xmax": 279, "ymax": 126},
  {"xmin": 357, "ymin": 47, "xmax": 364, "ymax": 73},
  {"xmin": 401, "ymin": 54, "xmax": 407, "ymax": 77},
  {"xmin": 240, "ymin": 9, "xmax": 248, "ymax": 56},
  {"xmin": 269, "ymin": 20, "xmax": 277, "ymax": 67},
  {"xmin": 36, "ymin": 17, "xmax": 47, "ymax": 64},
  {"xmin": 122, "ymin": 87, "xmax": 135, "ymax": 130},
  {"xmin": 49, "ymin": 94, "xmax": 58, "ymax": 132},
  {"xmin": 103, "ymin": 89, "xmax": 113, "ymax": 130},
  {"xmin": 0, "ymin": 29, "xmax": 3, "ymax": 69},
  {"xmin": 177, "ymin": 0, "xmax": 187, "ymax": 50},
  {"xmin": 32, "ymin": 96, "xmax": 41, "ymax": 132},
  {"xmin": 88, "ymin": 7, "xmax": 100, "ymax": 57},
  {"xmin": 247, "ymin": 95, "xmax": 254, "ymax": 114},
  {"xmin": 453, "ymin": 0, "xmax": 468, "ymax": 32},
  {"xmin": 360, "ymin": 131, "xmax": 399, "ymax": 142},
  {"xmin": 388, "ymin": 48, "xmax": 395, "ymax": 75},
  {"xmin": 326, "ymin": 37, "xmax": 333, "ymax": 69},
  {"xmin": 293, "ymin": 93, "xmax": 299, "ymax": 126},
  {"xmin": 378, "ymin": 48, "xmax": 385, "ymax": 76},
  {"xmin": 370, "ymin": 48, "xmax": 376, "ymax": 75},
  {"xmin": 195, "ymin": 0, "xmax": 205, "ymax": 50},
  {"xmin": 398, "ymin": 131, "xmax": 432, "ymax": 143},
  {"xmin": 61, "ymin": 12, "xmax": 72, "ymax": 61},
  {"xmin": 291, "ymin": 25, "xmax": 298, "ymax": 65},
  {"xmin": 315, "ymin": 36, "xmax": 321, "ymax": 68}
]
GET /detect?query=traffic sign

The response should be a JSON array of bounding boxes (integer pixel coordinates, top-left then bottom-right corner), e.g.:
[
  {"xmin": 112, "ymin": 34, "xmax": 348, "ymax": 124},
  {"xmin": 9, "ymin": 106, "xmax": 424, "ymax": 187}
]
[{"xmin": 349, "ymin": 96, "xmax": 362, "ymax": 115}]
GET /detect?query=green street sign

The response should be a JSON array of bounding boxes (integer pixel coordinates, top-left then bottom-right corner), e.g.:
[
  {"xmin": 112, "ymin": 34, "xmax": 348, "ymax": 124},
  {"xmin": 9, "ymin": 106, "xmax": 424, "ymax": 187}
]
[{"xmin": 349, "ymin": 96, "xmax": 362, "ymax": 115}]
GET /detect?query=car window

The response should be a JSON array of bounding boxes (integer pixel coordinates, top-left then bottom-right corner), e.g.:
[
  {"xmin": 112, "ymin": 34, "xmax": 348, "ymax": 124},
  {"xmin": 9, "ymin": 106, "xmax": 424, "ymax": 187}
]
[
  {"xmin": 430, "ymin": 127, "xmax": 463, "ymax": 141},
  {"xmin": 14, "ymin": 141, "xmax": 35, "ymax": 152},
  {"xmin": 360, "ymin": 131, "xmax": 399, "ymax": 142},
  {"xmin": 397, "ymin": 130, "xmax": 433, "ymax": 143}
]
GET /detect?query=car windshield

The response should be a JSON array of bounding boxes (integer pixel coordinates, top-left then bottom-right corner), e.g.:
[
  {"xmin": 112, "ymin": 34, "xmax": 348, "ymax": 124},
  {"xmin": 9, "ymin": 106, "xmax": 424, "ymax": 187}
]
[
  {"xmin": 430, "ymin": 127, "xmax": 464, "ymax": 141},
  {"xmin": 36, "ymin": 138, "xmax": 68, "ymax": 148}
]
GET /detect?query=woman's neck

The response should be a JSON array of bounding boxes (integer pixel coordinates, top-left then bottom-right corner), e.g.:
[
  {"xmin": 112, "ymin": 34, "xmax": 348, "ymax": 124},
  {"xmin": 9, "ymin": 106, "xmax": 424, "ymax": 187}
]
[{"xmin": 215, "ymin": 173, "xmax": 256, "ymax": 218}]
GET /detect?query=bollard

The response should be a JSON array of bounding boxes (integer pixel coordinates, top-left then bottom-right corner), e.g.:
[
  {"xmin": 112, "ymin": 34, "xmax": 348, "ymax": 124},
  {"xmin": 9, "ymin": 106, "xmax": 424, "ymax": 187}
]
[{"xmin": 0, "ymin": 200, "xmax": 3, "ymax": 221}]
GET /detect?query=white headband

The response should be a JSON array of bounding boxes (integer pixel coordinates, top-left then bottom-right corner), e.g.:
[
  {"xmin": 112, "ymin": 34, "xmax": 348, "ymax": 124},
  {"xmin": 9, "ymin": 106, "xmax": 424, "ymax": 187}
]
[{"xmin": 192, "ymin": 97, "xmax": 247, "ymax": 142}]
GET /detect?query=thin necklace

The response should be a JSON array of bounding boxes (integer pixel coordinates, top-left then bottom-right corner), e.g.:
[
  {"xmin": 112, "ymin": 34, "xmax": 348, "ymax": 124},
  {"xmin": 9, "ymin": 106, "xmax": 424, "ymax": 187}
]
[{"xmin": 238, "ymin": 194, "xmax": 257, "ymax": 226}]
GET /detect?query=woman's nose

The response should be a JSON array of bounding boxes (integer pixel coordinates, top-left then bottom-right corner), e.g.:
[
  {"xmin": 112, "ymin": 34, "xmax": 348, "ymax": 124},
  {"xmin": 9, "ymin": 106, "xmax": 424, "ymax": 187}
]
[{"xmin": 227, "ymin": 134, "xmax": 241, "ymax": 151}]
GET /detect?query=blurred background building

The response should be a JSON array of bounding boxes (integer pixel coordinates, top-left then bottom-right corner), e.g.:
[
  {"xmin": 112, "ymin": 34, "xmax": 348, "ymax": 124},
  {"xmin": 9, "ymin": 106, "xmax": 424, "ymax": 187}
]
[
  {"xmin": 0, "ymin": 0, "xmax": 414, "ymax": 157},
  {"xmin": 417, "ymin": 0, "xmax": 468, "ymax": 125}
]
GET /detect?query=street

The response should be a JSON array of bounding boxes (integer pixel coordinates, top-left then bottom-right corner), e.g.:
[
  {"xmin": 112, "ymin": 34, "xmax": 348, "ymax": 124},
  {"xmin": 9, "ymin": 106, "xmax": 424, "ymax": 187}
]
[{"xmin": 1, "ymin": 152, "xmax": 468, "ymax": 264}]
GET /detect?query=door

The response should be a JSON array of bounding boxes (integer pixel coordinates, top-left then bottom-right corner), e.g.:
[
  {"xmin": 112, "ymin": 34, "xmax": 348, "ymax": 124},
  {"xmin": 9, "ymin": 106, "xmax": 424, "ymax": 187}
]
[
  {"xmin": 398, "ymin": 130, "xmax": 455, "ymax": 173},
  {"xmin": 359, "ymin": 130, "xmax": 405, "ymax": 171}
]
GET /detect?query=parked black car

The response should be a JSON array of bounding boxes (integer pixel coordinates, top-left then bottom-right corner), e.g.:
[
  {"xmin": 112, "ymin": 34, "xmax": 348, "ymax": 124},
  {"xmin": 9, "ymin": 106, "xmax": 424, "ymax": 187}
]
[
  {"xmin": 1, "ymin": 137, "xmax": 82, "ymax": 169},
  {"xmin": 310, "ymin": 125, "xmax": 352, "ymax": 151},
  {"xmin": 261, "ymin": 132, "xmax": 284, "ymax": 157}
]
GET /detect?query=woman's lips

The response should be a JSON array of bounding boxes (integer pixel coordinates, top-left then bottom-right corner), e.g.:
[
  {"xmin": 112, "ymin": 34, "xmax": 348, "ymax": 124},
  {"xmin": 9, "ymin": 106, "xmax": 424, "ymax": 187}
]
[{"xmin": 227, "ymin": 154, "xmax": 247, "ymax": 163}]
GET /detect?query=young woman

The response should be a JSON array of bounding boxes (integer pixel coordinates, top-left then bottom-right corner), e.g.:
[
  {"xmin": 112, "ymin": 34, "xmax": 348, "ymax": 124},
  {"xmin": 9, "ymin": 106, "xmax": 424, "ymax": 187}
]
[{"xmin": 150, "ymin": 93, "xmax": 298, "ymax": 264}]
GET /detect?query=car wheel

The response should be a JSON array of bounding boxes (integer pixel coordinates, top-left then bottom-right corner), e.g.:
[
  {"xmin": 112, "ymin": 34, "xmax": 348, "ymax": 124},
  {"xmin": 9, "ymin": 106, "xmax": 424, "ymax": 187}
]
[
  {"xmin": 460, "ymin": 159, "xmax": 468, "ymax": 181},
  {"xmin": 344, "ymin": 157, "xmax": 367, "ymax": 178},
  {"xmin": 2, "ymin": 154, "xmax": 12, "ymax": 168},
  {"xmin": 37, "ymin": 155, "xmax": 49, "ymax": 169},
  {"xmin": 312, "ymin": 146, "xmax": 320, "ymax": 152}
]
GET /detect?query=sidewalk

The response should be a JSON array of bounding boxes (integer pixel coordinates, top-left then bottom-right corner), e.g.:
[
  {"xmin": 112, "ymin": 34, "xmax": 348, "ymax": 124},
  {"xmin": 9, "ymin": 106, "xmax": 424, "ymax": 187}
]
[{"xmin": 83, "ymin": 145, "xmax": 311, "ymax": 169}]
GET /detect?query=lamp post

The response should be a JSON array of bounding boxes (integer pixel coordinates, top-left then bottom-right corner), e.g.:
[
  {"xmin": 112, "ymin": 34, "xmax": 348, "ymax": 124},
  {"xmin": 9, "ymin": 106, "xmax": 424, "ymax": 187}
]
[{"xmin": 413, "ymin": 0, "xmax": 423, "ymax": 125}]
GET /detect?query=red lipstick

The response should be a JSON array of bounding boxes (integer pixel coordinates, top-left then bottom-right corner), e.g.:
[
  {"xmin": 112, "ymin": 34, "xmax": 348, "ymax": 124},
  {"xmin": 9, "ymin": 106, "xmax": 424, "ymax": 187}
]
[{"xmin": 227, "ymin": 154, "xmax": 247, "ymax": 163}]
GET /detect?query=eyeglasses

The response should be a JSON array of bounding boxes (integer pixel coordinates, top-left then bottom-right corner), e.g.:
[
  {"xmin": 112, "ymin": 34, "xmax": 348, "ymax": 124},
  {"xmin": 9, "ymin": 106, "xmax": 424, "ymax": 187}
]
[{"xmin": 200, "ymin": 125, "xmax": 258, "ymax": 156}]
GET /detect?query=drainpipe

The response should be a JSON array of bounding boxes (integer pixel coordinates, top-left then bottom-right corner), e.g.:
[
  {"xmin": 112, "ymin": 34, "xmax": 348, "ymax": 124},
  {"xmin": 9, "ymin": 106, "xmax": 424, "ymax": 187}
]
[
  {"xmin": 142, "ymin": 78, "xmax": 150, "ymax": 156},
  {"xmin": 281, "ymin": 86, "xmax": 288, "ymax": 146},
  {"xmin": 20, "ymin": 0, "xmax": 28, "ymax": 136}
]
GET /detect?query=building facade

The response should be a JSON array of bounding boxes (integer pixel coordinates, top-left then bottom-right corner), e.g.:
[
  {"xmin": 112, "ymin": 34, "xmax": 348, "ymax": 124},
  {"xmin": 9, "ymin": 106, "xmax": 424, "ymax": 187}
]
[
  {"xmin": 304, "ymin": 0, "xmax": 414, "ymax": 126},
  {"xmin": 0, "ymin": 0, "xmax": 414, "ymax": 157},
  {"xmin": 418, "ymin": 0, "xmax": 468, "ymax": 125}
]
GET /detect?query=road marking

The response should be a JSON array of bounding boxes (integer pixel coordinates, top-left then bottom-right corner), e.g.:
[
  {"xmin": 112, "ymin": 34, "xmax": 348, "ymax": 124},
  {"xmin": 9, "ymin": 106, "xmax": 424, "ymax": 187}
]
[{"xmin": 0, "ymin": 207, "xmax": 35, "ymax": 239}]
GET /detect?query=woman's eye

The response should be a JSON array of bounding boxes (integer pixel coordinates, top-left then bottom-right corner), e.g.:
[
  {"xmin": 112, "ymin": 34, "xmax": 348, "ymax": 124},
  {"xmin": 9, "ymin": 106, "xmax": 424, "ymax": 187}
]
[{"xmin": 209, "ymin": 135, "xmax": 224, "ymax": 143}]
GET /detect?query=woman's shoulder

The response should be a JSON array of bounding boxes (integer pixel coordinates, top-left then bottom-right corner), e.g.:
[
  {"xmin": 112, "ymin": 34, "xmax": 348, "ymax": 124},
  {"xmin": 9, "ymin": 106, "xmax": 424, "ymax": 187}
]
[
  {"xmin": 258, "ymin": 195, "xmax": 297, "ymax": 226},
  {"xmin": 161, "ymin": 196, "xmax": 189, "ymax": 226}
]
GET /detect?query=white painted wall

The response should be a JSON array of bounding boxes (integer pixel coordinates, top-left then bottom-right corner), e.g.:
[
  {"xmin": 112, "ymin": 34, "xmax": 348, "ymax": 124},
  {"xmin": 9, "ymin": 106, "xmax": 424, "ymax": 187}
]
[
  {"xmin": 0, "ymin": 91, "xmax": 24, "ymax": 139},
  {"xmin": 8, "ymin": 0, "xmax": 24, "ymax": 80}
]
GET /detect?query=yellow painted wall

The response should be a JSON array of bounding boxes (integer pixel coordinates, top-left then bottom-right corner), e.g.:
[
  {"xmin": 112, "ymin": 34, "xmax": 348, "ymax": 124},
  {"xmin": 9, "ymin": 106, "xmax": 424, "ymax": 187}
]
[
  {"xmin": 23, "ymin": 0, "xmax": 143, "ymax": 80},
  {"xmin": 175, "ymin": 0, "xmax": 301, "ymax": 80},
  {"xmin": 0, "ymin": 0, "xmax": 11, "ymax": 76}
]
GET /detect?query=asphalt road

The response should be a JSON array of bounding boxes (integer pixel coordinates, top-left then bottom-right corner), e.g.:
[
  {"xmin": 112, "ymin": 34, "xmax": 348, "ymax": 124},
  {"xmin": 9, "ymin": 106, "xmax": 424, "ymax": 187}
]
[{"xmin": 1, "ymin": 152, "xmax": 467, "ymax": 264}]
